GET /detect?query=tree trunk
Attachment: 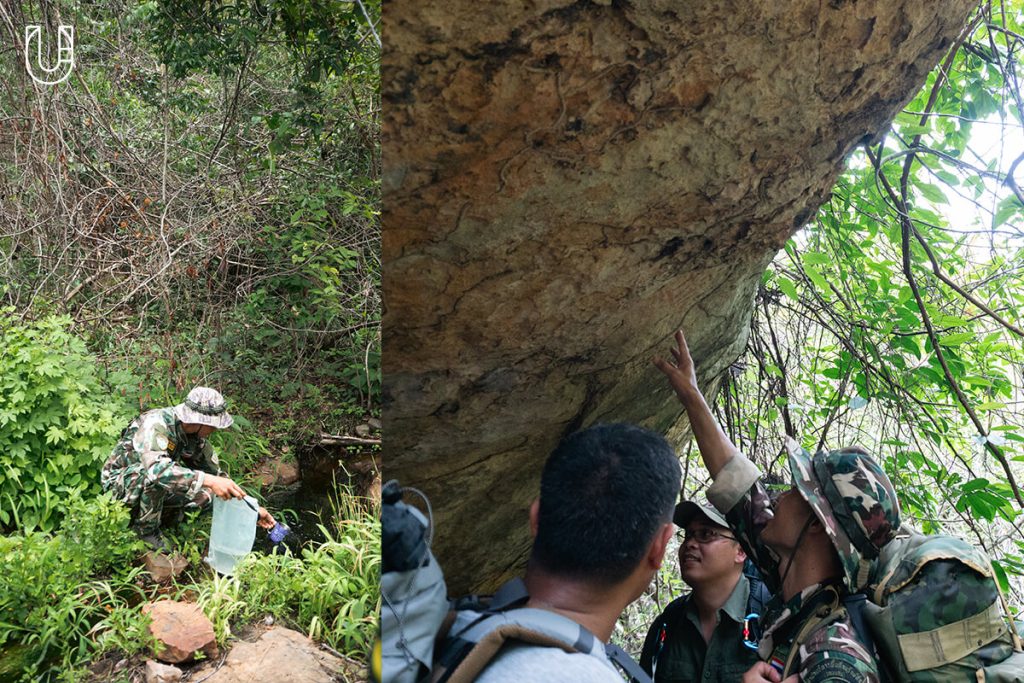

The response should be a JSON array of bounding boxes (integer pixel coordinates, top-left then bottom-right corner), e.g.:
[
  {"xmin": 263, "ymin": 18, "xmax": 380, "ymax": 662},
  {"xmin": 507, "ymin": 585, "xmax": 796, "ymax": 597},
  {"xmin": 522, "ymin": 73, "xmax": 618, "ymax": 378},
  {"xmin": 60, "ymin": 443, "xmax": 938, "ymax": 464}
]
[{"xmin": 382, "ymin": 0, "xmax": 977, "ymax": 593}]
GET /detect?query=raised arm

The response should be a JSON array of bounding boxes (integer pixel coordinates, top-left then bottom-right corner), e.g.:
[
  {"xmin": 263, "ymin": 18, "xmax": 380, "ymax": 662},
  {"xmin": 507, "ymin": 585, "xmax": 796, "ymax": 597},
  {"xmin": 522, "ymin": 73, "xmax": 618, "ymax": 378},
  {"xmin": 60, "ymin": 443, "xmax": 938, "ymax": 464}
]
[{"xmin": 653, "ymin": 329, "xmax": 741, "ymax": 478}]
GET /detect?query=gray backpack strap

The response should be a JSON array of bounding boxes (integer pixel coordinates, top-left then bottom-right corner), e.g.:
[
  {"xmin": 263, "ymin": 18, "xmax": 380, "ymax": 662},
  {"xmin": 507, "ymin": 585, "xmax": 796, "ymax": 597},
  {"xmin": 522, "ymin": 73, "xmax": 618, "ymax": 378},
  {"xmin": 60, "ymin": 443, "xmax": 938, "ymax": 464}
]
[
  {"xmin": 453, "ymin": 607, "xmax": 603, "ymax": 655},
  {"xmin": 606, "ymin": 641, "xmax": 655, "ymax": 683}
]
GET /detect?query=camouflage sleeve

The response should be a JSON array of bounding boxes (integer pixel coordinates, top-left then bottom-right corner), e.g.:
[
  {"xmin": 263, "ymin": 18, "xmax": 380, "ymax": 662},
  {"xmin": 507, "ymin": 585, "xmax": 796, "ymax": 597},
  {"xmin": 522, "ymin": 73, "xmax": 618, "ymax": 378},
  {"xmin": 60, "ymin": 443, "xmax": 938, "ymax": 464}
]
[
  {"xmin": 140, "ymin": 450, "xmax": 206, "ymax": 498},
  {"xmin": 798, "ymin": 619, "xmax": 879, "ymax": 683},
  {"xmin": 706, "ymin": 453, "xmax": 781, "ymax": 593}
]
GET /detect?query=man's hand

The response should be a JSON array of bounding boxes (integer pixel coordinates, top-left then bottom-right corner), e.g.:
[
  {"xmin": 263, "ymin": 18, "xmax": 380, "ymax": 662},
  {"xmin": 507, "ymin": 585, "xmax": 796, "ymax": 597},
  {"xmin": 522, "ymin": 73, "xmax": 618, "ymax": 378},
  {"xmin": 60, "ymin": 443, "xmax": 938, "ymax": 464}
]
[
  {"xmin": 653, "ymin": 329, "xmax": 739, "ymax": 478},
  {"xmin": 202, "ymin": 474, "xmax": 247, "ymax": 500},
  {"xmin": 741, "ymin": 662, "xmax": 799, "ymax": 683},
  {"xmin": 653, "ymin": 329, "xmax": 700, "ymax": 399},
  {"xmin": 742, "ymin": 661, "xmax": 780, "ymax": 683},
  {"xmin": 257, "ymin": 506, "xmax": 276, "ymax": 530}
]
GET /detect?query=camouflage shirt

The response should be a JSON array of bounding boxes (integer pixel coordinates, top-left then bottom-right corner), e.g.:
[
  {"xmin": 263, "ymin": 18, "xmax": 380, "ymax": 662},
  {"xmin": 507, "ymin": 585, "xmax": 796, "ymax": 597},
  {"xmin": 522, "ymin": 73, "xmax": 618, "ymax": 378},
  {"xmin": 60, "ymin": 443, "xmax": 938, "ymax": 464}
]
[
  {"xmin": 707, "ymin": 452, "xmax": 879, "ymax": 682},
  {"xmin": 101, "ymin": 407, "xmax": 222, "ymax": 500}
]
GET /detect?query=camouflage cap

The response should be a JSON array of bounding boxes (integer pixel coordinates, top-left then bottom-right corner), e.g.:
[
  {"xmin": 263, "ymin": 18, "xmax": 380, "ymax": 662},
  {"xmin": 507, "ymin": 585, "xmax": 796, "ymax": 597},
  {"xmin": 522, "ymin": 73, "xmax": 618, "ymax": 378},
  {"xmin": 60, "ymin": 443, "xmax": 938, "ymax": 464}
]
[
  {"xmin": 173, "ymin": 386, "xmax": 234, "ymax": 429},
  {"xmin": 786, "ymin": 437, "xmax": 900, "ymax": 591},
  {"xmin": 673, "ymin": 499, "xmax": 729, "ymax": 529}
]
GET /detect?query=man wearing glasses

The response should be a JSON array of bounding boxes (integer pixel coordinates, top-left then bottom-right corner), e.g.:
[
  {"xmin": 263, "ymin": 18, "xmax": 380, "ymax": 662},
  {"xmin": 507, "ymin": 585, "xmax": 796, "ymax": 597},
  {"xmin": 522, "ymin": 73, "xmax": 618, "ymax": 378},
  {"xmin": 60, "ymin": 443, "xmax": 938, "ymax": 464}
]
[{"xmin": 639, "ymin": 500, "xmax": 764, "ymax": 682}]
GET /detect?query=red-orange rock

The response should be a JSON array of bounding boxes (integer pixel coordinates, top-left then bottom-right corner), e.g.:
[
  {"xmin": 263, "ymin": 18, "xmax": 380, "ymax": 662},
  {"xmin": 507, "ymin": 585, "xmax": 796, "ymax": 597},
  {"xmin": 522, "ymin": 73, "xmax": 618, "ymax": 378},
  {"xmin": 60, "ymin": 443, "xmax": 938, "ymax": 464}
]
[{"xmin": 142, "ymin": 601, "xmax": 218, "ymax": 664}]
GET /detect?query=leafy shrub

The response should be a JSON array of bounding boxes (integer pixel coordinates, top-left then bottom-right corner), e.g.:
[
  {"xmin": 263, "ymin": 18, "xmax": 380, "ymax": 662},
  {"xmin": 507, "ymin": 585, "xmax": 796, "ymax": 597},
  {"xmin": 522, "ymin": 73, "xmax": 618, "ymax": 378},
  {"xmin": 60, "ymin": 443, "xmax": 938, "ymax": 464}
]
[
  {"xmin": 0, "ymin": 311, "xmax": 129, "ymax": 532},
  {"xmin": 0, "ymin": 492, "xmax": 149, "ymax": 680}
]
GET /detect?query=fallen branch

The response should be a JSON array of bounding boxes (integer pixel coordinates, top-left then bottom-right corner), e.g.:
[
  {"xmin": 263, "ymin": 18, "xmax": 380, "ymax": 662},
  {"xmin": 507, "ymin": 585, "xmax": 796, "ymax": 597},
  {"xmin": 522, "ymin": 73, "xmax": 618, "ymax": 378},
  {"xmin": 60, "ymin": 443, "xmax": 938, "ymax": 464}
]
[{"xmin": 319, "ymin": 433, "xmax": 381, "ymax": 446}]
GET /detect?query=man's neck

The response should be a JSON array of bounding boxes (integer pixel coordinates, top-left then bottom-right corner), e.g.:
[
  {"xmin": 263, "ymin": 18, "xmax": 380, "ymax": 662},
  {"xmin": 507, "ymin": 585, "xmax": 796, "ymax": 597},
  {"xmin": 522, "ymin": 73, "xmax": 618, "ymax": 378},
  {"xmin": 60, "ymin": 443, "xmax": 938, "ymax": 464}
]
[
  {"xmin": 691, "ymin": 571, "xmax": 741, "ymax": 621},
  {"xmin": 523, "ymin": 569, "xmax": 631, "ymax": 642},
  {"xmin": 777, "ymin": 541, "xmax": 841, "ymax": 602},
  {"xmin": 690, "ymin": 572, "xmax": 742, "ymax": 643}
]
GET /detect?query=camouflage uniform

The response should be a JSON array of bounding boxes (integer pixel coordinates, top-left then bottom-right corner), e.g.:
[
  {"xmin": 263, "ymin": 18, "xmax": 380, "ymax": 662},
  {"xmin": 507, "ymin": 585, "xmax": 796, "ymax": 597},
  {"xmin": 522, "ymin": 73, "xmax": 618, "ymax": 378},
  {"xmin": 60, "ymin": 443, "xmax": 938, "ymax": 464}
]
[
  {"xmin": 101, "ymin": 407, "xmax": 222, "ymax": 535},
  {"xmin": 706, "ymin": 446, "xmax": 883, "ymax": 681}
]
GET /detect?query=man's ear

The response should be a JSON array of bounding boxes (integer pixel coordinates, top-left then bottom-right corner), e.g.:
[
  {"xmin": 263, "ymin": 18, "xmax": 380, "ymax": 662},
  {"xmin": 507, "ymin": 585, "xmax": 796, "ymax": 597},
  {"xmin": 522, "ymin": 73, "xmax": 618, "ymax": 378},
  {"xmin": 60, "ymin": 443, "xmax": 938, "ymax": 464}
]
[
  {"xmin": 648, "ymin": 522, "xmax": 674, "ymax": 569},
  {"xmin": 529, "ymin": 499, "xmax": 540, "ymax": 538},
  {"xmin": 734, "ymin": 544, "xmax": 747, "ymax": 566}
]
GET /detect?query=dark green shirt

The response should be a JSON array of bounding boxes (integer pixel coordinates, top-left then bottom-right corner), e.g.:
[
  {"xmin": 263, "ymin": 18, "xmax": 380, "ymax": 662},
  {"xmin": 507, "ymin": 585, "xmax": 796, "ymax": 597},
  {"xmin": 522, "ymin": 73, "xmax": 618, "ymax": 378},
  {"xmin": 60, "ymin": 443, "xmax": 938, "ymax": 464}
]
[{"xmin": 639, "ymin": 574, "xmax": 761, "ymax": 683}]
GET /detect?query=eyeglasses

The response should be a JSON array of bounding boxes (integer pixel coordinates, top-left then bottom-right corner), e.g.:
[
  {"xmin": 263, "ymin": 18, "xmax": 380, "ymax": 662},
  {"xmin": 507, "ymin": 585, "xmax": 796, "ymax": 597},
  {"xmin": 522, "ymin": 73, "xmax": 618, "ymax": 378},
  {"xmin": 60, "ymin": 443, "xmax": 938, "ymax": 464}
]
[{"xmin": 676, "ymin": 527, "xmax": 737, "ymax": 544}]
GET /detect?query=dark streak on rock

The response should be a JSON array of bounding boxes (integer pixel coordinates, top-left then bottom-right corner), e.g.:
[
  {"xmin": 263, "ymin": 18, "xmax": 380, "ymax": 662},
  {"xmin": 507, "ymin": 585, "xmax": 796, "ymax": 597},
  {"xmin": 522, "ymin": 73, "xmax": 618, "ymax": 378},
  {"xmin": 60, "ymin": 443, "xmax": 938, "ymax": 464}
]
[{"xmin": 655, "ymin": 236, "xmax": 684, "ymax": 260}]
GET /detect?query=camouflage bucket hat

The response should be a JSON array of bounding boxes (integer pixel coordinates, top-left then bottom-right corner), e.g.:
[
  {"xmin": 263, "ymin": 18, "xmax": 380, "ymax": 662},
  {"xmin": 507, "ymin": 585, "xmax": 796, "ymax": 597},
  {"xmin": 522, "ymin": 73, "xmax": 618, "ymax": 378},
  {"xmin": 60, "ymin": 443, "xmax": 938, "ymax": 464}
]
[
  {"xmin": 785, "ymin": 437, "xmax": 900, "ymax": 591},
  {"xmin": 174, "ymin": 386, "xmax": 234, "ymax": 429}
]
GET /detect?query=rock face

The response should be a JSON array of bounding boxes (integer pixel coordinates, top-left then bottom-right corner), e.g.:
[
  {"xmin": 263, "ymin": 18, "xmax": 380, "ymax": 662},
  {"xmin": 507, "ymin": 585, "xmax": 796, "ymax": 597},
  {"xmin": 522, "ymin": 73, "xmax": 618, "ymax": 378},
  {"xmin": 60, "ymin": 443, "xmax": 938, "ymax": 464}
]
[
  {"xmin": 189, "ymin": 627, "xmax": 352, "ymax": 682},
  {"xmin": 383, "ymin": 0, "xmax": 977, "ymax": 593},
  {"xmin": 143, "ymin": 601, "xmax": 218, "ymax": 664}
]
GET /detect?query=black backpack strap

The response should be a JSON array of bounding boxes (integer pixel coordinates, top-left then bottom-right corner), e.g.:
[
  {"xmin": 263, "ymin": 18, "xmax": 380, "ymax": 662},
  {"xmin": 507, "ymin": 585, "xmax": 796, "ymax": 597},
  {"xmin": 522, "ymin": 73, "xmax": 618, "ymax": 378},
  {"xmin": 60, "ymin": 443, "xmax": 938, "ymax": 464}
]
[
  {"xmin": 487, "ymin": 577, "xmax": 530, "ymax": 612},
  {"xmin": 843, "ymin": 592, "xmax": 888, "ymax": 683},
  {"xmin": 743, "ymin": 559, "xmax": 772, "ymax": 617}
]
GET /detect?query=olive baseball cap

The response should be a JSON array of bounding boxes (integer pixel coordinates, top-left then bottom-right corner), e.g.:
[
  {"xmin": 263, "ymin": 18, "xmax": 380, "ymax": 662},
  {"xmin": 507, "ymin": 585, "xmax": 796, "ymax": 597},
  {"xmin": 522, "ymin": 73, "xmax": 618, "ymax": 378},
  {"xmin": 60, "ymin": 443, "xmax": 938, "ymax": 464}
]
[{"xmin": 673, "ymin": 499, "xmax": 729, "ymax": 529}]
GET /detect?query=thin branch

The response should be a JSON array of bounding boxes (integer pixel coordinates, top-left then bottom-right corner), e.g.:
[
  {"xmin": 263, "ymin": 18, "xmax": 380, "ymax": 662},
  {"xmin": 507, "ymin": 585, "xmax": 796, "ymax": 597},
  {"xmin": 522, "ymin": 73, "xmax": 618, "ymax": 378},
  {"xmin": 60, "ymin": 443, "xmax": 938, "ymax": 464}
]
[{"xmin": 867, "ymin": 145, "xmax": 1024, "ymax": 508}]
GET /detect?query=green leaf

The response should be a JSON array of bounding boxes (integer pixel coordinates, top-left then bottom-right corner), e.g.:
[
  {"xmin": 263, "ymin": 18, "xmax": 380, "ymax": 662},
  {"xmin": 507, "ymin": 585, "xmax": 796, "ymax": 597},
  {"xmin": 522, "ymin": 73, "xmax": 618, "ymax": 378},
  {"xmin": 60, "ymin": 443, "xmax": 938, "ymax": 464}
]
[
  {"xmin": 938, "ymin": 333, "xmax": 974, "ymax": 346},
  {"xmin": 992, "ymin": 560, "xmax": 1011, "ymax": 595},
  {"xmin": 778, "ymin": 277, "xmax": 799, "ymax": 301},
  {"xmin": 916, "ymin": 183, "xmax": 948, "ymax": 204},
  {"xmin": 993, "ymin": 196, "xmax": 1020, "ymax": 228},
  {"xmin": 803, "ymin": 252, "xmax": 831, "ymax": 266},
  {"xmin": 805, "ymin": 266, "xmax": 830, "ymax": 293}
]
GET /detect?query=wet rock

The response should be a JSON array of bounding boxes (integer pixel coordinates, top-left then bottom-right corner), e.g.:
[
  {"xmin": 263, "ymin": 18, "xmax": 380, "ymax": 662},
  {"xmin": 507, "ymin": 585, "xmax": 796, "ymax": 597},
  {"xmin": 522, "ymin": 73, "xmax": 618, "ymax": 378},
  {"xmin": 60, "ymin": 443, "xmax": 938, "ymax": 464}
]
[
  {"xmin": 355, "ymin": 423, "xmax": 371, "ymax": 437},
  {"xmin": 274, "ymin": 461, "xmax": 300, "ymax": 486},
  {"xmin": 142, "ymin": 600, "xmax": 218, "ymax": 664},
  {"xmin": 143, "ymin": 552, "xmax": 188, "ymax": 583},
  {"xmin": 145, "ymin": 660, "xmax": 182, "ymax": 683},
  {"xmin": 256, "ymin": 458, "xmax": 301, "ymax": 487},
  {"xmin": 190, "ymin": 627, "xmax": 346, "ymax": 682},
  {"xmin": 367, "ymin": 417, "xmax": 382, "ymax": 431}
]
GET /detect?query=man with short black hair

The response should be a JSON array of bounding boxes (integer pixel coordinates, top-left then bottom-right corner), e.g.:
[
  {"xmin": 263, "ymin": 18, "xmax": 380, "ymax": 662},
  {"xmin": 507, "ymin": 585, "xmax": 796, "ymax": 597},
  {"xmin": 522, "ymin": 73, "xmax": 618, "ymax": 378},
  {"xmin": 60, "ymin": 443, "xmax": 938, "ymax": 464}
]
[
  {"xmin": 640, "ymin": 500, "xmax": 764, "ymax": 682},
  {"xmin": 472, "ymin": 423, "xmax": 681, "ymax": 682}
]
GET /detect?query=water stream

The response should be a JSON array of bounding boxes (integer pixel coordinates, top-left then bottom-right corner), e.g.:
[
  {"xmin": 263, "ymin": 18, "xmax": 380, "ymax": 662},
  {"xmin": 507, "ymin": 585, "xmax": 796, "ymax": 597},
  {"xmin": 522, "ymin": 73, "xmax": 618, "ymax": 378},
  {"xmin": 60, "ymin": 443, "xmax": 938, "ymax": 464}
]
[{"xmin": 252, "ymin": 443, "xmax": 377, "ymax": 555}]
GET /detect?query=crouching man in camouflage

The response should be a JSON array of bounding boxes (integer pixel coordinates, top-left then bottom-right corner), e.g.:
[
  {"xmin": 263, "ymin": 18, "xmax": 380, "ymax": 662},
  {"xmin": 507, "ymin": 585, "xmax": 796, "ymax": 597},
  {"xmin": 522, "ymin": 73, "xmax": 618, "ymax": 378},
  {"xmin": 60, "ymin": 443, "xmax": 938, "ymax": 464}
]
[
  {"xmin": 656, "ymin": 331, "xmax": 894, "ymax": 682},
  {"xmin": 101, "ymin": 386, "xmax": 275, "ymax": 550}
]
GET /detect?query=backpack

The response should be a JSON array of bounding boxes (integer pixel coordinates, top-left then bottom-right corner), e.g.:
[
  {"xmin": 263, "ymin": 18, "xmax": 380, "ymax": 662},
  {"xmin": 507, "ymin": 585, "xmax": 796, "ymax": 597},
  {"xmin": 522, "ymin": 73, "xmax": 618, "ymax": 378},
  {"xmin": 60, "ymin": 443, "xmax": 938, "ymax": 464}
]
[
  {"xmin": 743, "ymin": 558, "xmax": 772, "ymax": 618},
  {"xmin": 433, "ymin": 577, "xmax": 651, "ymax": 683},
  {"xmin": 755, "ymin": 530, "xmax": 1024, "ymax": 682},
  {"xmin": 860, "ymin": 527, "xmax": 1024, "ymax": 682},
  {"xmin": 381, "ymin": 480, "xmax": 653, "ymax": 683},
  {"xmin": 381, "ymin": 481, "xmax": 449, "ymax": 683}
]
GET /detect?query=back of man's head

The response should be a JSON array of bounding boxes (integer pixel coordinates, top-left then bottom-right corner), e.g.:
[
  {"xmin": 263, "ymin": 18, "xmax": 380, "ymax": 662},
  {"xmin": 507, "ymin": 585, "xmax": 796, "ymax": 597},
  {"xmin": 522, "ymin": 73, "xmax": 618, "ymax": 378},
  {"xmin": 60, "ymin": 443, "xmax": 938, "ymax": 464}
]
[{"xmin": 532, "ymin": 423, "xmax": 681, "ymax": 585}]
